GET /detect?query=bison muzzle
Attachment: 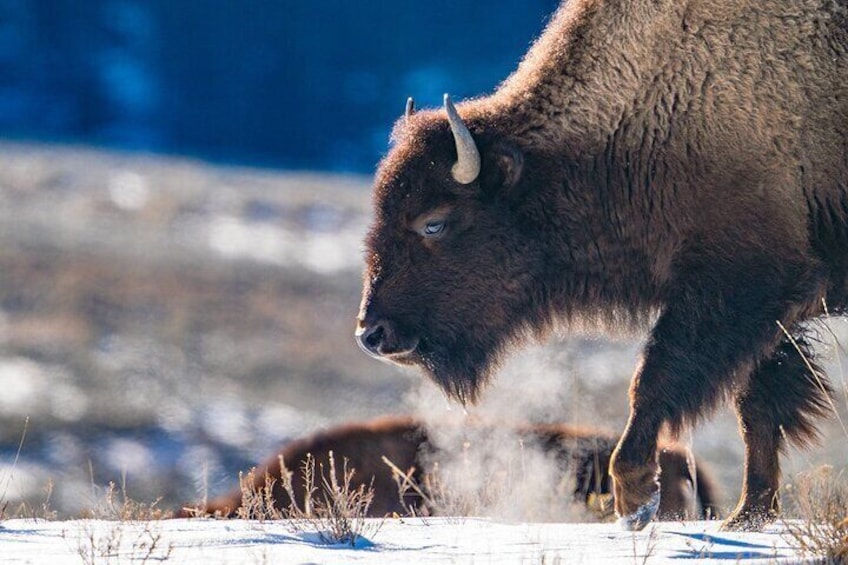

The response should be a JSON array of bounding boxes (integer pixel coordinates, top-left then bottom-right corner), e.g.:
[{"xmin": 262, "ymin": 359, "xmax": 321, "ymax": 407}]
[{"xmin": 356, "ymin": 0, "xmax": 847, "ymax": 531}]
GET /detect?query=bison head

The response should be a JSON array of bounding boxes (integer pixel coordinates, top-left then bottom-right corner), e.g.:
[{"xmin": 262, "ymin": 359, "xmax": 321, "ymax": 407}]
[{"xmin": 356, "ymin": 94, "xmax": 548, "ymax": 404}]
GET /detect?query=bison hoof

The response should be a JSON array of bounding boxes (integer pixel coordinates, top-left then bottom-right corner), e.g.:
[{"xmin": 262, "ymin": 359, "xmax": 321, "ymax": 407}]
[
  {"xmin": 611, "ymin": 453, "xmax": 661, "ymax": 530},
  {"xmin": 720, "ymin": 508, "xmax": 777, "ymax": 532},
  {"xmin": 721, "ymin": 491, "xmax": 779, "ymax": 532},
  {"xmin": 616, "ymin": 488, "xmax": 660, "ymax": 531}
]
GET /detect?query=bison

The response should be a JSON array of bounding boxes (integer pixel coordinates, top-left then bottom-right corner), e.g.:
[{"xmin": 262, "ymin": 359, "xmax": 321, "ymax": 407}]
[
  {"xmin": 356, "ymin": 0, "xmax": 846, "ymax": 531},
  {"xmin": 194, "ymin": 415, "xmax": 719, "ymax": 521}
]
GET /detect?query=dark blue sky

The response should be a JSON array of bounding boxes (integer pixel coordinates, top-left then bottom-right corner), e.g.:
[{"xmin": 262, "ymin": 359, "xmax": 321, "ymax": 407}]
[{"xmin": 0, "ymin": 1, "xmax": 560, "ymax": 173}]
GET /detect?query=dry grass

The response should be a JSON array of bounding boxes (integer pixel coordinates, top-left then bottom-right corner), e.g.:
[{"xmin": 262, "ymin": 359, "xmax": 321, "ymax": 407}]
[
  {"xmin": 310, "ymin": 453, "xmax": 381, "ymax": 545},
  {"xmin": 66, "ymin": 521, "xmax": 174, "ymax": 565},
  {"xmin": 631, "ymin": 525, "xmax": 661, "ymax": 565},
  {"xmin": 0, "ymin": 417, "xmax": 27, "ymax": 521},
  {"xmin": 231, "ymin": 467, "xmax": 286, "ymax": 522},
  {"xmin": 0, "ymin": 417, "xmax": 57, "ymax": 522},
  {"xmin": 381, "ymin": 455, "xmax": 432, "ymax": 518},
  {"xmin": 237, "ymin": 451, "xmax": 381, "ymax": 547},
  {"xmin": 382, "ymin": 456, "xmax": 498, "ymax": 520},
  {"xmin": 63, "ymin": 480, "xmax": 175, "ymax": 564},
  {"xmin": 81, "ymin": 480, "xmax": 173, "ymax": 522},
  {"xmin": 1, "ymin": 480, "xmax": 57, "ymax": 522},
  {"xmin": 776, "ymin": 313, "xmax": 848, "ymax": 564},
  {"xmin": 782, "ymin": 465, "xmax": 848, "ymax": 564}
]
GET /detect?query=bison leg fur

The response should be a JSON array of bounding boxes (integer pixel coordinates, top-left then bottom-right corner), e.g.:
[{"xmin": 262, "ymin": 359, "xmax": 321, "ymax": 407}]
[
  {"xmin": 610, "ymin": 260, "xmax": 824, "ymax": 531},
  {"xmin": 723, "ymin": 333, "xmax": 832, "ymax": 531},
  {"xmin": 610, "ymin": 393, "xmax": 664, "ymax": 531}
]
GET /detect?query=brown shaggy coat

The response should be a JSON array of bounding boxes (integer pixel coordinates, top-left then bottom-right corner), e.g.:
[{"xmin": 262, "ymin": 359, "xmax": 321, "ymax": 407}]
[
  {"xmin": 357, "ymin": 0, "xmax": 846, "ymax": 531},
  {"xmin": 196, "ymin": 415, "xmax": 719, "ymax": 521}
]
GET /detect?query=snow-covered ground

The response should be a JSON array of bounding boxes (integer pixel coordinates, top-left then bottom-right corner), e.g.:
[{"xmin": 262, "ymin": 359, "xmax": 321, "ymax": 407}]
[{"xmin": 0, "ymin": 518, "xmax": 816, "ymax": 564}]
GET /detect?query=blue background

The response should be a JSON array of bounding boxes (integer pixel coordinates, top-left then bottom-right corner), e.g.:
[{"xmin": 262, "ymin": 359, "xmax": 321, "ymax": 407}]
[{"xmin": 0, "ymin": 1, "xmax": 560, "ymax": 173}]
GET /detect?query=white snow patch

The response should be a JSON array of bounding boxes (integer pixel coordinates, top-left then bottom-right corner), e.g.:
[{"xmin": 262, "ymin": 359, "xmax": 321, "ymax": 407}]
[
  {"xmin": 108, "ymin": 170, "xmax": 150, "ymax": 211},
  {"xmin": 156, "ymin": 398, "xmax": 194, "ymax": 433},
  {"xmin": 0, "ymin": 462, "xmax": 46, "ymax": 502},
  {"xmin": 102, "ymin": 438, "xmax": 155, "ymax": 473},
  {"xmin": 0, "ymin": 357, "xmax": 48, "ymax": 415},
  {"xmin": 255, "ymin": 403, "xmax": 326, "ymax": 441},
  {"xmin": 48, "ymin": 382, "xmax": 89, "ymax": 422},
  {"xmin": 205, "ymin": 214, "xmax": 366, "ymax": 273},
  {"xmin": 200, "ymin": 399, "xmax": 251, "ymax": 448},
  {"xmin": 299, "ymin": 228, "xmax": 362, "ymax": 274},
  {"xmin": 207, "ymin": 215, "xmax": 293, "ymax": 265},
  {"xmin": 177, "ymin": 445, "xmax": 221, "ymax": 481},
  {"xmin": 0, "ymin": 518, "xmax": 815, "ymax": 564}
]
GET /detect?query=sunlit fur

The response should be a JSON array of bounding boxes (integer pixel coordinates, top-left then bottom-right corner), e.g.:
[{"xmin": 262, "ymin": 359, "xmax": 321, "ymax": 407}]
[{"xmin": 360, "ymin": 0, "xmax": 847, "ymax": 530}]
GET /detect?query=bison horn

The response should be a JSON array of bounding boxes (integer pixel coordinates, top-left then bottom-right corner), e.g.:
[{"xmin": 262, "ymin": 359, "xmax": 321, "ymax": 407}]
[
  {"xmin": 405, "ymin": 97, "xmax": 415, "ymax": 122},
  {"xmin": 444, "ymin": 93, "xmax": 481, "ymax": 184}
]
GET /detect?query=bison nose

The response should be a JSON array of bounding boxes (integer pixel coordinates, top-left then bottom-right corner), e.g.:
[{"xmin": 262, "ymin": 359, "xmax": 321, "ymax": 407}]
[
  {"xmin": 355, "ymin": 319, "xmax": 417, "ymax": 359},
  {"xmin": 357, "ymin": 321, "xmax": 387, "ymax": 356}
]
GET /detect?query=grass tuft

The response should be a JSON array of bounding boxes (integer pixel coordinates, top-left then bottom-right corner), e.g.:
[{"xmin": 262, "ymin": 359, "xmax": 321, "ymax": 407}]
[
  {"xmin": 64, "ymin": 480, "xmax": 174, "ymax": 564},
  {"xmin": 237, "ymin": 451, "xmax": 381, "ymax": 547},
  {"xmin": 82, "ymin": 480, "xmax": 172, "ymax": 522},
  {"xmin": 783, "ymin": 465, "xmax": 848, "ymax": 564}
]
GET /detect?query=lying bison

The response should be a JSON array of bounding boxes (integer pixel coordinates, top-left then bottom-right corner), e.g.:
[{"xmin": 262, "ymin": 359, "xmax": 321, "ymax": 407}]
[
  {"xmin": 195, "ymin": 415, "xmax": 719, "ymax": 520},
  {"xmin": 356, "ymin": 0, "xmax": 846, "ymax": 531}
]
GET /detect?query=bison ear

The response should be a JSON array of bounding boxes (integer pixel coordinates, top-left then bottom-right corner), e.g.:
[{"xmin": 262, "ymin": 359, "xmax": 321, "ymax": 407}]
[{"xmin": 481, "ymin": 141, "xmax": 524, "ymax": 195}]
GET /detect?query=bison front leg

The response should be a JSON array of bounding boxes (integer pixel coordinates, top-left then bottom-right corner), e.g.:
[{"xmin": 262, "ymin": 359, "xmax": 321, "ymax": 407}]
[
  {"xmin": 609, "ymin": 262, "xmax": 819, "ymax": 531},
  {"xmin": 609, "ymin": 402, "xmax": 663, "ymax": 530}
]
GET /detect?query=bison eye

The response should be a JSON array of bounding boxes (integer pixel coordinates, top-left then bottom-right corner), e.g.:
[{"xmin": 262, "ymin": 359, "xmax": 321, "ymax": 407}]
[
  {"xmin": 422, "ymin": 220, "xmax": 446, "ymax": 237},
  {"xmin": 412, "ymin": 207, "xmax": 452, "ymax": 239}
]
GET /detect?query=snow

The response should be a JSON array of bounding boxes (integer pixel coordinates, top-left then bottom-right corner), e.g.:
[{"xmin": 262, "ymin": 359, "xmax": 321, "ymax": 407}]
[
  {"xmin": 0, "ymin": 518, "xmax": 814, "ymax": 564},
  {"xmin": 205, "ymin": 213, "xmax": 368, "ymax": 273}
]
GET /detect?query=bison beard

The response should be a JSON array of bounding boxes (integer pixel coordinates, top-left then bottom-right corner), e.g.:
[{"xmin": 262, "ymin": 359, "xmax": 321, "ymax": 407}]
[
  {"xmin": 418, "ymin": 326, "xmax": 519, "ymax": 405},
  {"xmin": 358, "ymin": 0, "xmax": 846, "ymax": 532},
  {"xmin": 418, "ymin": 337, "xmax": 487, "ymax": 405}
]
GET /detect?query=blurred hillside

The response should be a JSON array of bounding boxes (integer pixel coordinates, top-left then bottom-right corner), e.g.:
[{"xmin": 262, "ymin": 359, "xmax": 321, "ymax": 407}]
[
  {"xmin": 0, "ymin": 143, "xmax": 412, "ymax": 513},
  {"xmin": 0, "ymin": 0, "xmax": 559, "ymax": 172}
]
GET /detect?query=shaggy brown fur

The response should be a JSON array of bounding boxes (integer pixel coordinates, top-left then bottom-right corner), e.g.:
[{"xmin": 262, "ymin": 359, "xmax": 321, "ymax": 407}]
[
  {"xmin": 192, "ymin": 415, "xmax": 719, "ymax": 521},
  {"xmin": 357, "ymin": 0, "xmax": 846, "ymax": 531}
]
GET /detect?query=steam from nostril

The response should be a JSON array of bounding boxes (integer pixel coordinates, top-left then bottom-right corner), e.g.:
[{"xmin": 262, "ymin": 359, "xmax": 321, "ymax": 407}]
[
  {"xmin": 409, "ymin": 346, "xmax": 597, "ymax": 522},
  {"xmin": 403, "ymin": 342, "xmax": 629, "ymax": 522}
]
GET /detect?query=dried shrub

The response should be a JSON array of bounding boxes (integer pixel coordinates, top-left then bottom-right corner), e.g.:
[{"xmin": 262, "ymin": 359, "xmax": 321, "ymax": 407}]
[
  {"xmin": 238, "ymin": 451, "xmax": 380, "ymax": 547},
  {"xmin": 783, "ymin": 465, "xmax": 848, "ymax": 564},
  {"xmin": 82, "ymin": 481, "xmax": 172, "ymax": 522}
]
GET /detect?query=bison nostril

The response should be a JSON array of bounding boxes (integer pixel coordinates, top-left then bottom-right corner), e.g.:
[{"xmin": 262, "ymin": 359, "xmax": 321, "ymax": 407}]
[
  {"xmin": 364, "ymin": 325, "xmax": 385, "ymax": 351},
  {"xmin": 357, "ymin": 322, "xmax": 387, "ymax": 356},
  {"xmin": 356, "ymin": 319, "xmax": 418, "ymax": 359}
]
